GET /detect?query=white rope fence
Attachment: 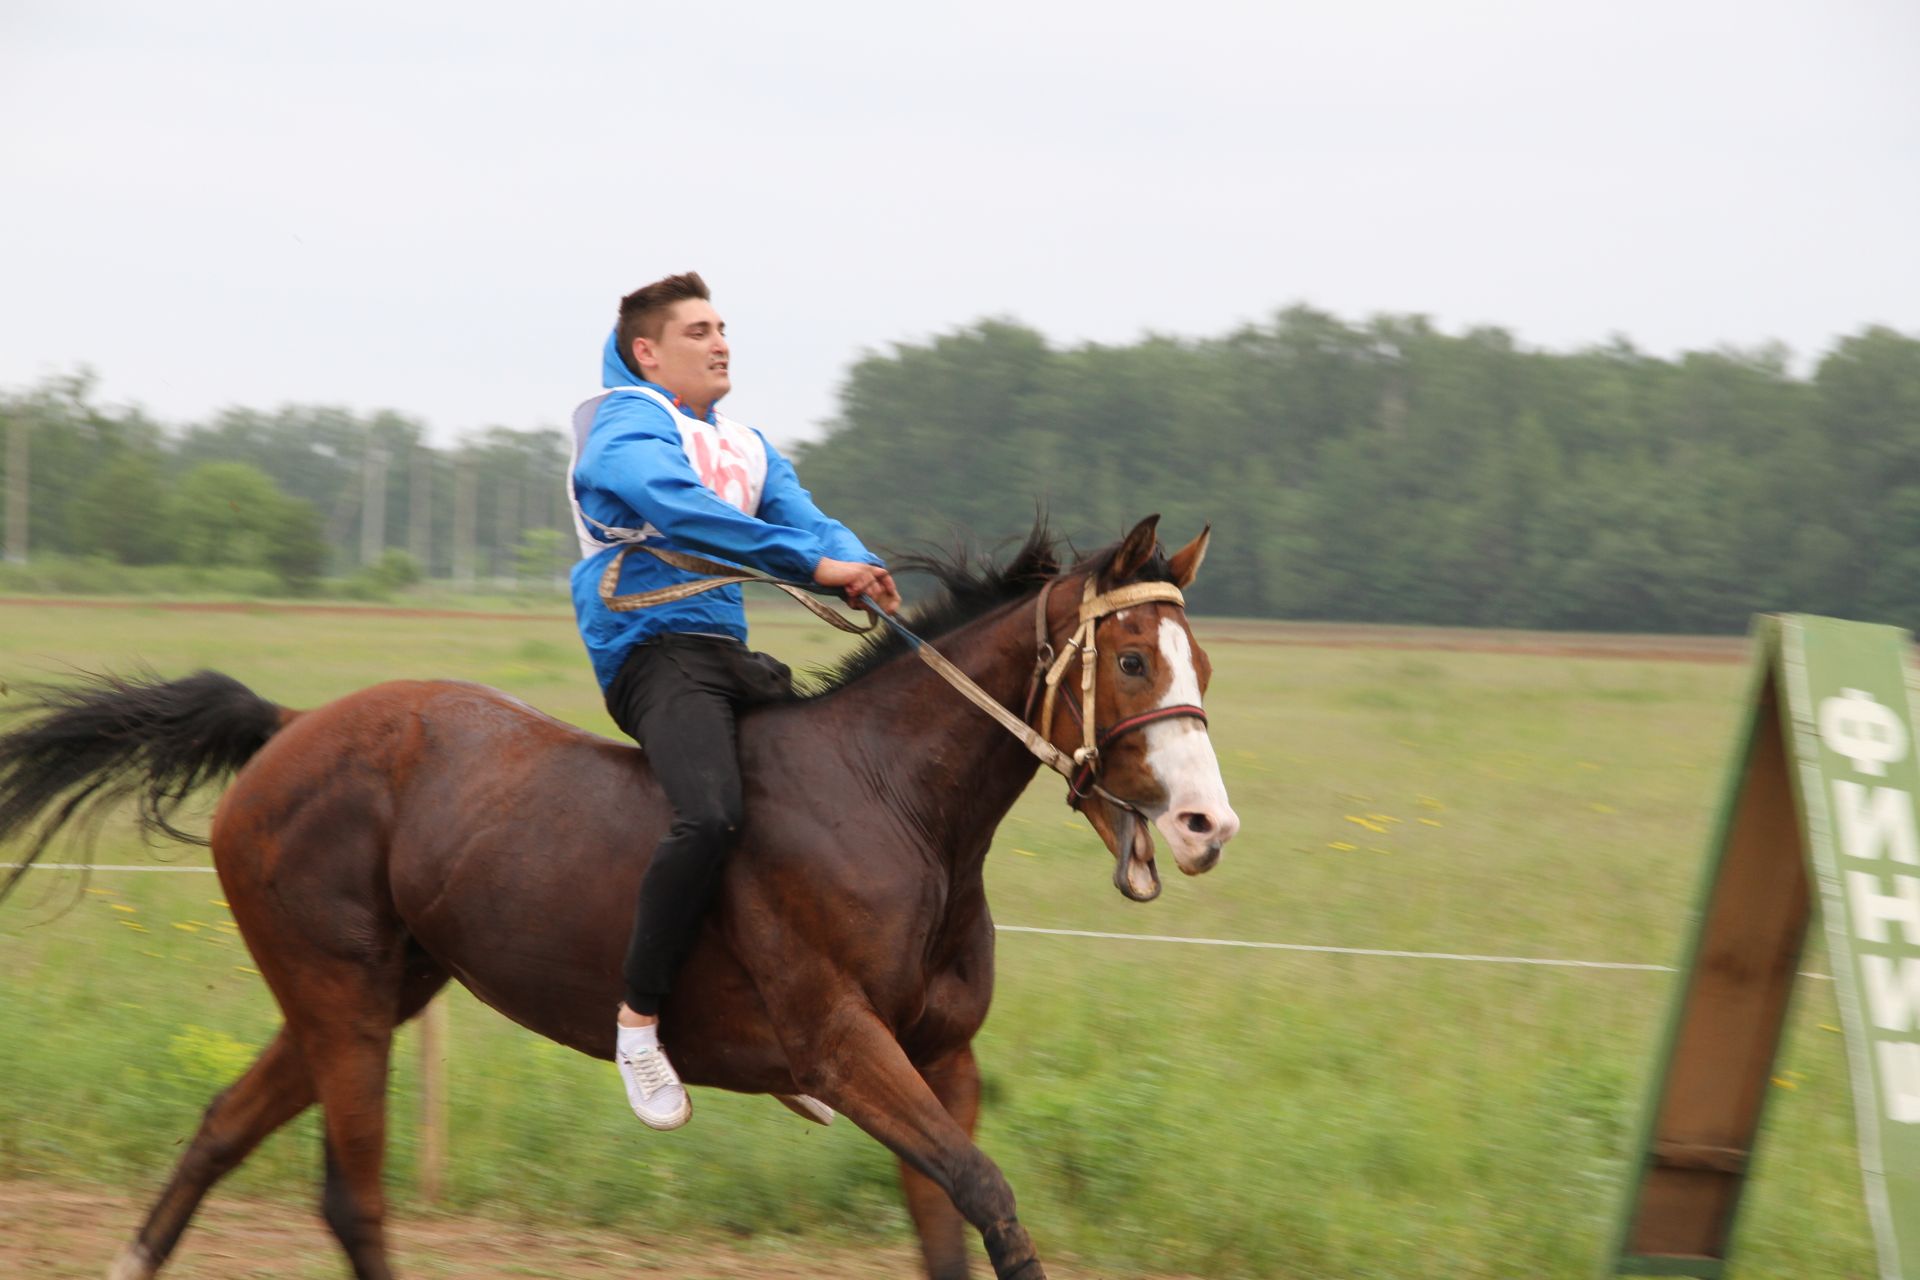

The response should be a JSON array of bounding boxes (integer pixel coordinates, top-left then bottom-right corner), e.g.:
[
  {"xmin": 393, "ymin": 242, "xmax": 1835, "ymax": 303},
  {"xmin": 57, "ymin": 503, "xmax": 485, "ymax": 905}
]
[{"xmin": 4, "ymin": 861, "xmax": 1832, "ymax": 980}]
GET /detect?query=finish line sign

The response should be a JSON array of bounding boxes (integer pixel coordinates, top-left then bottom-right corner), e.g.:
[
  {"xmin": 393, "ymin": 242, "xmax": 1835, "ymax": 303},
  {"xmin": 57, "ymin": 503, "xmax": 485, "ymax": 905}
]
[{"xmin": 1612, "ymin": 614, "xmax": 1920, "ymax": 1278}]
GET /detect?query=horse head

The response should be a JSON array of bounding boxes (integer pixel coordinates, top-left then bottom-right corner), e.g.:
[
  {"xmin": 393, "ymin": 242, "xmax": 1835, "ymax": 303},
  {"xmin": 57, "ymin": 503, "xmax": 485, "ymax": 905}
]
[{"xmin": 1035, "ymin": 515, "xmax": 1240, "ymax": 901}]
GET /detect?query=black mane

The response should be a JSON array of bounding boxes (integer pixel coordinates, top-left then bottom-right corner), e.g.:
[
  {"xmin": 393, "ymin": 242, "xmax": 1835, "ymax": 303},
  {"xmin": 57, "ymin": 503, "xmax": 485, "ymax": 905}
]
[{"xmin": 799, "ymin": 519, "xmax": 1176, "ymax": 698}]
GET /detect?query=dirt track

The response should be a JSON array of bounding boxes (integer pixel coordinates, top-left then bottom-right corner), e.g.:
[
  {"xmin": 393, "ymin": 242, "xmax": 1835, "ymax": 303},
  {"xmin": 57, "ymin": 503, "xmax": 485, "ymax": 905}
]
[{"xmin": 0, "ymin": 1181, "xmax": 1181, "ymax": 1280}]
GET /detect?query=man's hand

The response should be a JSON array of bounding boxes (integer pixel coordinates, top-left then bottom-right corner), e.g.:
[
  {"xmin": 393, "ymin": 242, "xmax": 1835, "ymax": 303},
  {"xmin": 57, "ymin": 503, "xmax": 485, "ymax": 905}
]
[{"xmin": 814, "ymin": 558, "xmax": 901, "ymax": 615}]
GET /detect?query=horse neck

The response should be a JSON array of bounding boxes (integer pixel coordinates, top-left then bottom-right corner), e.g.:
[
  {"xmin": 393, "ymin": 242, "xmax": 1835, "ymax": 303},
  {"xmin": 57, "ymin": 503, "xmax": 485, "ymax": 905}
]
[{"xmin": 855, "ymin": 593, "xmax": 1050, "ymax": 862}]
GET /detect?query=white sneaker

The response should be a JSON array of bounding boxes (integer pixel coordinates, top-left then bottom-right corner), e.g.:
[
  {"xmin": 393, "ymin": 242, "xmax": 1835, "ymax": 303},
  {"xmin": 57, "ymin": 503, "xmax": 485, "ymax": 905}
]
[
  {"xmin": 616, "ymin": 1024, "xmax": 691, "ymax": 1130},
  {"xmin": 774, "ymin": 1093, "xmax": 835, "ymax": 1126}
]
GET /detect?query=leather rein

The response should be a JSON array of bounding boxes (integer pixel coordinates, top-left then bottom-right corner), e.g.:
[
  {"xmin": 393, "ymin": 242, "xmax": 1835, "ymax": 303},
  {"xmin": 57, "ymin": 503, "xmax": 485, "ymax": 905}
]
[{"xmin": 596, "ymin": 538, "xmax": 1207, "ymax": 812}]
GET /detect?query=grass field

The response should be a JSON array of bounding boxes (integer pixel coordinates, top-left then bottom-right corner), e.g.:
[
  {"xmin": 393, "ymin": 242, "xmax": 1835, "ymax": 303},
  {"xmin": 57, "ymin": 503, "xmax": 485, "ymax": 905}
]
[{"xmin": 0, "ymin": 599, "xmax": 1881, "ymax": 1278}]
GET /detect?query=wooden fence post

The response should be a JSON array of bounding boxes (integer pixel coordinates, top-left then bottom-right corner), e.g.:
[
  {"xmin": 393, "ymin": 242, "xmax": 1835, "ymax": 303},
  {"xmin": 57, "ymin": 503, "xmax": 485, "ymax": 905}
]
[{"xmin": 420, "ymin": 993, "xmax": 450, "ymax": 1203}]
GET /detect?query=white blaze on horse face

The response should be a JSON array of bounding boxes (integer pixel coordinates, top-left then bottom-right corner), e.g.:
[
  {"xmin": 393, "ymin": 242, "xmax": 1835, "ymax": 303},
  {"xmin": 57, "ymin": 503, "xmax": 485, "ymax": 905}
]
[{"xmin": 1144, "ymin": 619, "xmax": 1239, "ymax": 873}]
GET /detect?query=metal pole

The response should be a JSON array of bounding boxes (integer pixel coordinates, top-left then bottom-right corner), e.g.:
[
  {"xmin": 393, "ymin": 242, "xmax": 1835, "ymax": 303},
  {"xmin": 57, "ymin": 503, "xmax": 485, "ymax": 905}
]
[
  {"xmin": 498, "ymin": 472, "xmax": 521, "ymax": 587},
  {"xmin": 452, "ymin": 454, "xmax": 476, "ymax": 589},
  {"xmin": 4, "ymin": 417, "xmax": 26, "ymax": 564},
  {"xmin": 360, "ymin": 442, "xmax": 388, "ymax": 566},
  {"xmin": 408, "ymin": 444, "xmax": 431, "ymax": 573}
]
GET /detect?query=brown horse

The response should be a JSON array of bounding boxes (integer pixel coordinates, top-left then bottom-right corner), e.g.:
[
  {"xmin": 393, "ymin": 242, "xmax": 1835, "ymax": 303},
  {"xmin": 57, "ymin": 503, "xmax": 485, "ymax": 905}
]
[{"xmin": 0, "ymin": 515, "xmax": 1238, "ymax": 1280}]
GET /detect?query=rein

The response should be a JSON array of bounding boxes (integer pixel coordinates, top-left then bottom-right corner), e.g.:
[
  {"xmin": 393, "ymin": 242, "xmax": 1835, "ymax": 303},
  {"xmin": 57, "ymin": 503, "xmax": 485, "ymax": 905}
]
[
  {"xmin": 595, "ymin": 536, "xmax": 1205, "ymax": 812},
  {"xmin": 598, "ymin": 541, "xmax": 883, "ymax": 636}
]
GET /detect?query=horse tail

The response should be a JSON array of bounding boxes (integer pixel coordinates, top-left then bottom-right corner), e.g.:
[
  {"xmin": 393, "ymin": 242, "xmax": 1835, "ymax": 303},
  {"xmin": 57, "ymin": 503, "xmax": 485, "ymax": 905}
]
[{"xmin": 0, "ymin": 669, "xmax": 293, "ymax": 903}]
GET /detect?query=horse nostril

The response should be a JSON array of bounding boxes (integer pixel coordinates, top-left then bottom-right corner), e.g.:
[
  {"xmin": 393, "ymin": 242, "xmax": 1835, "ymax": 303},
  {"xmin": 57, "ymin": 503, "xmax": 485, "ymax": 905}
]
[{"xmin": 1181, "ymin": 812, "xmax": 1213, "ymax": 836}]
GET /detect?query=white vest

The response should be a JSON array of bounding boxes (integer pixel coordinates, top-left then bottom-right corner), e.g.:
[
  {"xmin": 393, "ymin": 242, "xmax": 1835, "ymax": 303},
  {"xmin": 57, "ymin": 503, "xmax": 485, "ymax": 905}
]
[{"xmin": 567, "ymin": 386, "xmax": 771, "ymax": 559}]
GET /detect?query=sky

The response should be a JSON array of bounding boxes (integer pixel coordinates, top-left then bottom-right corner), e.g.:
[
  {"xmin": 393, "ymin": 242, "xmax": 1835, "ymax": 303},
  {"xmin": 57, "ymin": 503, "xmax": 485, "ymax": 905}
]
[{"xmin": 3, "ymin": 0, "xmax": 1917, "ymax": 450}]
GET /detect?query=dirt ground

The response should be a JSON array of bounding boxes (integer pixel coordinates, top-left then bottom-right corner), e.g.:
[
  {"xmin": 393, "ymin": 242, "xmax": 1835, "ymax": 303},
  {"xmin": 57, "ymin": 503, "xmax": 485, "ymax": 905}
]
[{"xmin": 0, "ymin": 1181, "xmax": 1182, "ymax": 1279}]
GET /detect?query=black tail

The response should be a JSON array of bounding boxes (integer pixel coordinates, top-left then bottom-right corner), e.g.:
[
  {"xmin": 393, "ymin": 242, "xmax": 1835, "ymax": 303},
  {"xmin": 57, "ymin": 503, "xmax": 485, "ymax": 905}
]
[{"xmin": 0, "ymin": 670, "xmax": 287, "ymax": 903}]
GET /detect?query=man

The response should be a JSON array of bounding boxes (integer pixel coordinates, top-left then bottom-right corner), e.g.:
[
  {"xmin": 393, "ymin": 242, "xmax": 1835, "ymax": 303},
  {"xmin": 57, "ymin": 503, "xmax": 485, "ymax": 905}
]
[{"xmin": 567, "ymin": 272, "xmax": 900, "ymax": 1129}]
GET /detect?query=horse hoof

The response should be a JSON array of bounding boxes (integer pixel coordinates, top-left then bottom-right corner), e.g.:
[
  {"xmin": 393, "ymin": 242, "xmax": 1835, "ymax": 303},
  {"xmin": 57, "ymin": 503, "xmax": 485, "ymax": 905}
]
[{"xmin": 107, "ymin": 1245, "xmax": 155, "ymax": 1280}]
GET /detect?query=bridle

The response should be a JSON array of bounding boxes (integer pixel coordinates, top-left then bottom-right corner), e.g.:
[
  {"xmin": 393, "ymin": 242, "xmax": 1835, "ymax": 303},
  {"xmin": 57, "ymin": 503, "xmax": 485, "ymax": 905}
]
[
  {"xmin": 1023, "ymin": 573, "xmax": 1209, "ymax": 810},
  {"xmin": 593, "ymin": 535, "xmax": 1208, "ymax": 814}
]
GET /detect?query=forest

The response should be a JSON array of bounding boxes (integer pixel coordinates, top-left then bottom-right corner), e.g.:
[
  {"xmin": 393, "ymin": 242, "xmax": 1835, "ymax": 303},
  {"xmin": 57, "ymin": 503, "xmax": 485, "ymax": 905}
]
[{"xmin": 5, "ymin": 307, "xmax": 1919, "ymax": 632}]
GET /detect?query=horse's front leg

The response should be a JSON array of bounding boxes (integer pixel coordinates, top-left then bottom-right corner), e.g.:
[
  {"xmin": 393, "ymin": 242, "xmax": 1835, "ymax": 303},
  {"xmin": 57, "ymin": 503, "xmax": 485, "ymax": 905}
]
[
  {"xmin": 898, "ymin": 1045, "xmax": 984, "ymax": 1280},
  {"xmin": 790, "ymin": 1012, "xmax": 1043, "ymax": 1280}
]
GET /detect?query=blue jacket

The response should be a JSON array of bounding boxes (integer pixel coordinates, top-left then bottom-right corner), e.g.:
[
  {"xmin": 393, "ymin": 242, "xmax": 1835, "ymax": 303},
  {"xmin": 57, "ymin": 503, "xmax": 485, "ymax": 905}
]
[{"xmin": 568, "ymin": 330, "xmax": 881, "ymax": 689}]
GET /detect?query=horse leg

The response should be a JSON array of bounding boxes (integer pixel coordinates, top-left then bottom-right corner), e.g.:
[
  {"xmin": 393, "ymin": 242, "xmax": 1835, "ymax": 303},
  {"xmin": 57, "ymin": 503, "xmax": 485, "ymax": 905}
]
[
  {"xmin": 304, "ymin": 959, "xmax": 448, "ymax": 1280},
  {"xmin": 108, "ymin": 1029, "xmax": 314, "ymax": 1280},
  {"xmin": 298, "ymin": 1006, "xmax": 400, "ymax": 1279},
  {"xmin": 898, "ymin": 1046, "xmax": 984, "ymax": 1280},
  {"xmin": 792, "ymin": 1014, "xmax": 1043, "ymax": 1280}
]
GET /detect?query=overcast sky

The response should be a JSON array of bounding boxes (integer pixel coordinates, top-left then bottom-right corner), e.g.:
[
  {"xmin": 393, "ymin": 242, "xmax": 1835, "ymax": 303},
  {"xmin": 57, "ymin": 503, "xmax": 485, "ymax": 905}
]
[{"xmin": 4, "ymin": 1, "xmax": 1916, "ymax": 449}]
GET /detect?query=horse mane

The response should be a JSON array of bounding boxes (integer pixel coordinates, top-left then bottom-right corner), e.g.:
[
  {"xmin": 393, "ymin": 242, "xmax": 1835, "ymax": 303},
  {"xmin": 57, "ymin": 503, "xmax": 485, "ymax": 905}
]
[{"xmin": 798, "ymin": 517, "xmax": 1176, "ymax": 698}]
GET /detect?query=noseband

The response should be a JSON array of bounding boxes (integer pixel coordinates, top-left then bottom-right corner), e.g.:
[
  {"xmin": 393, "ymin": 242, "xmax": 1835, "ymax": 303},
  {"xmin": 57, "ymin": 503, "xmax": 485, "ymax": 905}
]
[{"xmin": 1025, "ymin": 574, "xmax": 1209, "ymax": 810}]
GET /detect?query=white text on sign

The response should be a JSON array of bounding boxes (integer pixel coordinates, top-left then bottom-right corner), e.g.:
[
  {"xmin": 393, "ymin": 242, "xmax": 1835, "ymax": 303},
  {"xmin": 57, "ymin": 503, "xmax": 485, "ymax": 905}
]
[{"xmin": 1824, "ymin": 686, "xmax": 1920, "ymax": 1124}]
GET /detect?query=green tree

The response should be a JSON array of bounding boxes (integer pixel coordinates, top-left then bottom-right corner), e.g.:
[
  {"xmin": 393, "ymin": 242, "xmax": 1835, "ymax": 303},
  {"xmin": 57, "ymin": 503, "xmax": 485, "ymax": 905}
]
[
  {"xmin": 63, "ymin": 450, "xmax": 173, "ymax": 564},
  {"xmin": 514, "ymin": 528, "xmax": 565, "ymax": 585},
  {"xmin": 265, "ymin": 500, "xmax": 330, "ymax": 591},
  {"xmin": 166, "ymin": 462, "xmax": 290, "ymax": 568}
]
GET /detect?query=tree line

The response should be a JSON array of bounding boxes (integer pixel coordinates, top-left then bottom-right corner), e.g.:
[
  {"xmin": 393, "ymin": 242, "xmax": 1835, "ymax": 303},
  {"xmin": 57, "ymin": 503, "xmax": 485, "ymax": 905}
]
[
  {"xmin": 5, "ymin": 308, "xmax": 1919, "ymax": 631},
  {"xmin": 794, "ymin": 309, "xmax": 1920, "ymax": 633},
  {"xmin": 0, "ymin": 373, "xmax": 571, "ymax": 594}
]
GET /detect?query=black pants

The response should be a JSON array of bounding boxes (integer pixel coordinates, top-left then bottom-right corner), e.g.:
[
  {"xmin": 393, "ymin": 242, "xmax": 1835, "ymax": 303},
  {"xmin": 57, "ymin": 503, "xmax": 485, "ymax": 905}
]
[{"xmin": 604, "ymin": 634, "xmax": 792, "ymax": 1016}]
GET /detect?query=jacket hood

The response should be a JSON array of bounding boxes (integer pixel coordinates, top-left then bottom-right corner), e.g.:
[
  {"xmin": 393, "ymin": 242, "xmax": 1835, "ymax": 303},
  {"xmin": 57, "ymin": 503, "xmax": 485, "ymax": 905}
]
[{"xmin": 601, "ymin": 328, "xmax": 644, "ymax": 389}]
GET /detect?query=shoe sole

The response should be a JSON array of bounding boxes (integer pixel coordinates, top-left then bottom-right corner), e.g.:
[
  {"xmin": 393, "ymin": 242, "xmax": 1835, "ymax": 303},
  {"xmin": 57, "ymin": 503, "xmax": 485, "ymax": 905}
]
[{"xmin": 633, "ymin": 1098, "xmax": 692, "ymax": 1130}]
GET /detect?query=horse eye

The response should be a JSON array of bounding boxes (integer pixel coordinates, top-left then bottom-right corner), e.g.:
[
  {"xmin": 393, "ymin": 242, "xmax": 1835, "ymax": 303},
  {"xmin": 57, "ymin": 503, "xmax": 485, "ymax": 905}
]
[{"xmin": 1119, "ymin": 653, "xmax": 1147, "ymax": 677}]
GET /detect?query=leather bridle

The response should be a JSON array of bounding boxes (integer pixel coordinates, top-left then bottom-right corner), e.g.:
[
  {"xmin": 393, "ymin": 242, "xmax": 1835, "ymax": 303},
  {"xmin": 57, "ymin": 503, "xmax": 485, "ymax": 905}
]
[{"xmin": 1022, "ymin": 573, "xmax": 1209, "ymax": 810}]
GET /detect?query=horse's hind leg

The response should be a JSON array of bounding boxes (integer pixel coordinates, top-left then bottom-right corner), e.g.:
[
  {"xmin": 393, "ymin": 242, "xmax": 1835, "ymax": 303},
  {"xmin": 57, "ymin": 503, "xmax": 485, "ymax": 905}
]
[
  {"xmin": 110, "ymin": 1028, "xmax": 314, "ymax": 1280},
  {"xmin": 899, "ymin": 1046, "xmax": 984, "ymax": 1280},
  {"xmin": 301, "ymin": 954, "xmax": 449, "ymax": 1280},
  {"xmin": 311, "ymin": 1034, "xmax": 396, "ymax": 1280}
]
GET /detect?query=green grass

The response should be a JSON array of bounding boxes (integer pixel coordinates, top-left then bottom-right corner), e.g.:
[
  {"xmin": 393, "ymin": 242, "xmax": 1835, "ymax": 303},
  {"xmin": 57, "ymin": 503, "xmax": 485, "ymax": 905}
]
[{"xmin": 0, "ymin": 602, "xmax": 1880, "ymax": 1278}]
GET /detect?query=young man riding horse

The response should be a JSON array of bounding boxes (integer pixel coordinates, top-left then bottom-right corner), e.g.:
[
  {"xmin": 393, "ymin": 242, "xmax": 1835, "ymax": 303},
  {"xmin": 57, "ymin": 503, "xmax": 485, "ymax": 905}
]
[
  {"xmin": 1, "ymin": 512, "xmax": 1235, "ymax": 1280},
  {"xmin": 0, "ymin": 272, "xmax": 1239, "ymax": 1279},
  {"xmin": 567, "ymin": 272, "xmax": 902, "ymax": 1129}
]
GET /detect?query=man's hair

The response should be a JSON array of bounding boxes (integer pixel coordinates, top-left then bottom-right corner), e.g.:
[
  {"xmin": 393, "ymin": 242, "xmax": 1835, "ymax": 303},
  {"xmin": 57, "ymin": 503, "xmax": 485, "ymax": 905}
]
[{"xmin": 616, "ymin": 272, "xmax": 711, "ymax": 378}]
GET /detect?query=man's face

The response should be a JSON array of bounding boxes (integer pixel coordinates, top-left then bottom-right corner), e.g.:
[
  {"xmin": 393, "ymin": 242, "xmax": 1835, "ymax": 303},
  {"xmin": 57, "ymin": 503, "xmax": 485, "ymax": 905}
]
[{"xmin": 633, "ymin": 299, "xmax": 731, "ymax": 409}]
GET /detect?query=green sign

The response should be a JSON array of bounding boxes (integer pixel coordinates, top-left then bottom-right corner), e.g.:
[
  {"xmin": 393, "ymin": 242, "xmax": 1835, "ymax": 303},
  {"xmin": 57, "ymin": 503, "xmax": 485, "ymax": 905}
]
[
  {"xmin": 1785, "ymin": 615, "xmax": 1920, "ymax": 1277},
  {"xmin": 1612, "ymin": 615, "xmax": 1919, "ymax": 1279}
]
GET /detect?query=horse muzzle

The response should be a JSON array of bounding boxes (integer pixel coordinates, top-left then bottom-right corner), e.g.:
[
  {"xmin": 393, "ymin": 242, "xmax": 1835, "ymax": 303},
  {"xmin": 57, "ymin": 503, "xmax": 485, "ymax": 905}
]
[{"xmin": 1154, "ymin": 797, "xmax": 1239, "ymax": 876}]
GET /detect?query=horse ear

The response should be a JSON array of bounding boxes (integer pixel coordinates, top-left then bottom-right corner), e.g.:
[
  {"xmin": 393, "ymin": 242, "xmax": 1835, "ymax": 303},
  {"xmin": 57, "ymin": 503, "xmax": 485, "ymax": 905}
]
[
  {"xmin": 1108, "ymin": 515, "xmax": 1161, "ymax": 583},
  {"xmin": 1169, "ymin": 524, "xmax": 1210, "ymax": 589}
]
